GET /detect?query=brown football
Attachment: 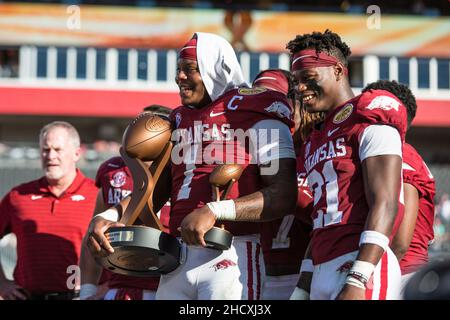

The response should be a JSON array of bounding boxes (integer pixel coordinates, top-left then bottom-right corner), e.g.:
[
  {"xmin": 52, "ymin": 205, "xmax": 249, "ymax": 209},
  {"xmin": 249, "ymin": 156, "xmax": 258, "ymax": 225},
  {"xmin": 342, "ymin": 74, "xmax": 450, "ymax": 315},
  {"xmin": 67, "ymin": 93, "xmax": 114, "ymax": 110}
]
[
  {"xmin": 209, "ymin": 164, "xmax": 244, "ymax": 187},
  {"xmin": 122, "ymin": 112, "xmax": 172, "ymax": 161}
]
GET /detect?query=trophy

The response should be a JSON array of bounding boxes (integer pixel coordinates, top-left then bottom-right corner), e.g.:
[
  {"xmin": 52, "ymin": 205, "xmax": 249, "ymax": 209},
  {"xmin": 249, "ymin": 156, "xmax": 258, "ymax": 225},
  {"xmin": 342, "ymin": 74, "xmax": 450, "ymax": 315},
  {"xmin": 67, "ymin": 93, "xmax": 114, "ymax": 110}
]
[
  {"xmin": 99, "ymin": 113, "xmax": 182, "ymax": 277},
  {"xmin": 203, "ymin": 164, "xmax": 244, "ymax": 250}
]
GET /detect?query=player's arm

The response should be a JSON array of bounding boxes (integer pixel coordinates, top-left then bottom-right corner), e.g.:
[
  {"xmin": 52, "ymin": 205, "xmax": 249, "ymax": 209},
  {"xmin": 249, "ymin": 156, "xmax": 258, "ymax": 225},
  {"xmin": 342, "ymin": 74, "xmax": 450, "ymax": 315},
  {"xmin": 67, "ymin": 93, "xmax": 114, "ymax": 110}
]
[
  {"xmin": 180, "ymin": 119, "xmax": 298, "ymax": 246},
  {"xmin": 337, "ymin": 124, "xmax": 403, "ymax": 300},
  {"xmin": 290, "ymin": 242, "xmax": 313, "ymax": 300},
  {"xmin": 391, "ymin": 183, "xmax": 419, "ymax": 261},
  {"xmin": 0, "ymin": 195, "xmax": 27, "ymax": 300},
  {"xmin": 79, "ymin": 190, "xmax": 110, "ymax": 299}
]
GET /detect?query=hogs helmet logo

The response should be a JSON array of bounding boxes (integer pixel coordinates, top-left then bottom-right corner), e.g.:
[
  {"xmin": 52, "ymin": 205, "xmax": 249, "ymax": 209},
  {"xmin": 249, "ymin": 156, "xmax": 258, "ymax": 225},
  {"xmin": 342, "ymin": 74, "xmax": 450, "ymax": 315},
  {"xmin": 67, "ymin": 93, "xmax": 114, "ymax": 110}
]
[
  {"xmin": 238, "ymin": 87, "xmax": 267, "ymax": 95},
  {"xmin": 333, "ymin": 103, "xmax": 353, "ymax": 124},
  {"xmin": 211, "ymin": 259, "xmax": 237, "ymax": 272},
  {"xmin": 175, "ymin": 113, "xmax": 182, "ymax": 128},
  {"xmin": 336, "ymin": 260, "xmax": 354, "ymax": 273},
  {"xmin": 265, "ymin": 101, "xmax": 291, "ymax": 119},
  {"xmin": 110, "ymin": 171, "xmax": 127, "ymax": 188},
  {"xmin": 366, "ymin": 95, "xmax": 400, "ymax": 112}
]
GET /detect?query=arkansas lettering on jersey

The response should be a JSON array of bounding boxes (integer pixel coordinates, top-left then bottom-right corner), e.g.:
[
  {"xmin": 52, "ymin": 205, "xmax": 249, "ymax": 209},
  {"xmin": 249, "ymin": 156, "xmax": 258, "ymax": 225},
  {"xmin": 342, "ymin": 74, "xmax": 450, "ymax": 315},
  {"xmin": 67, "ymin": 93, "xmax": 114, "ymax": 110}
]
[
  {"xmin": 95, "ymin": 157, "xmax": 133, "ymax": 206},
  {"xmin": 303, "ymin": 89, "xmax": 407, "ymax": 265},
  {"xmin": 169, "ymin": 87, "xmax": 293, "ymax": 236},
  {"xmin": 401, "ymin": 143, "xmax": 436, "ymax": 274}
]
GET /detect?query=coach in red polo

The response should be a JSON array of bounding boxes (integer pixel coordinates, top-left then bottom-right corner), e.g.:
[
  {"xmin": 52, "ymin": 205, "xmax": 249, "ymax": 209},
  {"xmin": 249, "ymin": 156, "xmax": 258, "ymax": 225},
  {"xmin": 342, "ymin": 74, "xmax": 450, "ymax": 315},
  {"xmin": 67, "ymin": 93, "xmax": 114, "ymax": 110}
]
[{"xmin": 0, "ymin": 121, "xmax": 98, "ymax": 300}]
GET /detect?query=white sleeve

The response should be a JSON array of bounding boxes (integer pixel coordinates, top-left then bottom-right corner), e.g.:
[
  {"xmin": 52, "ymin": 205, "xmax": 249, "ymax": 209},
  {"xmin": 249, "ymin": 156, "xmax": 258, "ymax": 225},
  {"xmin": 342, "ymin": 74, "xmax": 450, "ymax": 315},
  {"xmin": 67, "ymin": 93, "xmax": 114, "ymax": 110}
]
[
  {"xmin": 358, "ymin": 124, "xmax": 402, "ymax": 161},
  {"xmin": 250, "ymin": 119, "xmax": 296, "ymax": 165}
]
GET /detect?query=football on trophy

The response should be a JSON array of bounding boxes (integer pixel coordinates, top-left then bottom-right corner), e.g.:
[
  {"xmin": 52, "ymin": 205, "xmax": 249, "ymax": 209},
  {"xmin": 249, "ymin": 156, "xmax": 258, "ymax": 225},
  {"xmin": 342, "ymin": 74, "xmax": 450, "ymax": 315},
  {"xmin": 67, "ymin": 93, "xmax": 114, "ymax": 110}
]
[
  {"xmin": 209, "ymin": 164, "xmax": 244, "ymax": 187},
  {"xmin": 122, "ymin": 112, "xmax": 172, "ymax": 161}
]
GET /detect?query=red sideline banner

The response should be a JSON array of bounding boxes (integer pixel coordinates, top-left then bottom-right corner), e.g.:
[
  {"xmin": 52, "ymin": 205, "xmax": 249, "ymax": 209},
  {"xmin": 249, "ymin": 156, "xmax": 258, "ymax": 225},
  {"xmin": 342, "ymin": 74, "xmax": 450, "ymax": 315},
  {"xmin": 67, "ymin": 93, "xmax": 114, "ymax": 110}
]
[{"xmin": 0, "ymin": 86, "xmax": 448, "ymax": 127}]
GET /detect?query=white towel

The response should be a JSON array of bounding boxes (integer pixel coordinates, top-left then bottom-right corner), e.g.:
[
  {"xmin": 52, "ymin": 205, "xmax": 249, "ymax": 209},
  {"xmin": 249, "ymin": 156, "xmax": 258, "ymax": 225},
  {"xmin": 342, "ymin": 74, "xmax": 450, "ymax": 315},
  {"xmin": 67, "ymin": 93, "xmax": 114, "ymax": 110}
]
[{"xmin": 195, "ymin": 32, "xmax": 249, "ymax": 102}]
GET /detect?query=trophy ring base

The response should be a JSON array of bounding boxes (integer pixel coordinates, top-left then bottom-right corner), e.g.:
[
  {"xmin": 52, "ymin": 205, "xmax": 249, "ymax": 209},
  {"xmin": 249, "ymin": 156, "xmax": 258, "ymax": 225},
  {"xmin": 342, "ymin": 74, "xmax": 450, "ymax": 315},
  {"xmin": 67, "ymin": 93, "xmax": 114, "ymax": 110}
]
[
  {"xmin": 204, "ymin": 227, "xmax": 233, "ymax": 251},
  {"xmin": 99, "ymin": 226, "xmax": 181, "ymax": 277}
]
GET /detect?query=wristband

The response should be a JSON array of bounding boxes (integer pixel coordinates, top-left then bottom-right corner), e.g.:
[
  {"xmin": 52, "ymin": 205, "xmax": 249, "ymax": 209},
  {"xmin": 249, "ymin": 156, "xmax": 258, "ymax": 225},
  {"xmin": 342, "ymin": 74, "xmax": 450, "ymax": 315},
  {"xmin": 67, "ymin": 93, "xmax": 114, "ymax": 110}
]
[
  {"xmin": 345, "ymin": 260, "xmax": 375, "ymax": 289},
  {"xmin": 359, "ymin": 230, "xmax": 389, "ymax": 252},
  {"xmin": 95, "ymin": 208, "xmax": 119, "ymax": 222},
  {"xmin": 290, "ymin": 287, "xmax": 310, "ymax": 300},
  {"xmin": 206, "ymin": 200, "xmax": 236, "ymax": 221},
  {"xmin": 300, "ymin": 259, "xmax": 314, "ymax": 273},
  {"xmin": 79, "ymin": 283, "xmax": 97, "ymax": 300},
  {"xmin": 345, "ymin": 275, "xmax": 366, "ymax": 290}
]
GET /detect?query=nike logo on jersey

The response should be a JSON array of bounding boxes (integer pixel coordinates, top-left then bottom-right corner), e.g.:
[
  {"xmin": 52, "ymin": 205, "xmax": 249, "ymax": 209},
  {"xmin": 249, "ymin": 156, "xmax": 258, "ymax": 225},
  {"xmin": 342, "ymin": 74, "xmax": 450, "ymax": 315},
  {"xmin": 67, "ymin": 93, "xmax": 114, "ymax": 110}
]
[
  {"xmin": 210, "ymin": 110, "xmax": 226, "ymax": 117},
  {"xmin": 327, "ymin": 127, "xmax": 340, "ymax": 137},
  {"xmin": 31, "ymin": 195, "xmax": 43, "ymax": 200},
  {"xmin": 71, "ymin": 195, "xmax": 86, "ymax": 201}
]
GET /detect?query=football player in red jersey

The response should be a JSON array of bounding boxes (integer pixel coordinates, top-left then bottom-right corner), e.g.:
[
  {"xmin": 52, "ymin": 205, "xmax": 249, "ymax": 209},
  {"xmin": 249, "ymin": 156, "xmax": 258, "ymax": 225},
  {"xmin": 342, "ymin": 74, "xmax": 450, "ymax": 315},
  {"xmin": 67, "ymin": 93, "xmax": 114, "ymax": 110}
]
[
  {"xmin": 87, "ymin": 32, "xmax": 297, "ymax": 300},
  {"xmin": 252, "ymin": 69, "xmax": 313, "ymax": 300},
  {"xmin": 287, "ymin": 30, "xmax": 407, "ymax": 300},
  {"xmin": 362, "ymin": 80, "xmax": 436, "ymax": 296},
  {"xmin": 79, "ymin": 105, "xmax": 172, "ymax": 300}
]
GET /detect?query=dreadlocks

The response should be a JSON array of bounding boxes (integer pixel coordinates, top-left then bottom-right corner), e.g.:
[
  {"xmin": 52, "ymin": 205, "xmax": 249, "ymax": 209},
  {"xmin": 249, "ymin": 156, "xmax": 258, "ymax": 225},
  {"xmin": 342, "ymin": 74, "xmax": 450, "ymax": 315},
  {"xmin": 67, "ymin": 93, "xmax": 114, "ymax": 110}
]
[
  {"xmin": 297, "ymin": 104, "xmax": 325, "ymax": 141},
  {"xmin": 286, "ymin": 29, "xmax": 352, "ymax": 67},
  {"xmin": 362, "ymin": 80, "xmax": 417, "ymax": 127}
]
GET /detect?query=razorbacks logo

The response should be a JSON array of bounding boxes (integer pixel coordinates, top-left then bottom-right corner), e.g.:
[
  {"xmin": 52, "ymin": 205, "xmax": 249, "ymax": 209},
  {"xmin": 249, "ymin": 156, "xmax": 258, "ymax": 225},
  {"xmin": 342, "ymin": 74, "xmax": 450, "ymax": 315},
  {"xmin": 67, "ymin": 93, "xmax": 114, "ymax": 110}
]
[
  {"xmin": 333, "ymin": 103, "xmax": 353, "ymax": 124},
  {"xmin": 336, "ymin": 260, "xmax": 353, "ymax": 273},
  {"xmin": 211, "ymin": 259, "xmax": 237, "ymax": 271},
  {"xmin": 110, "ymin": 171, "xmax": 127, "ymax": 188},
  {"xmin": 238, "ymin": 87, "xmax": 267, "ymax": 95},
  {"xmin": 71, "ymin": 195, "xmax": 86, "ymax": 202},
  {"xmin": 366, "ymin": 95, "xmax": 400, "ymax": 112},
  {"xmin": 265, "ymin": 101, "xmax": 291, "ymax": 119}
]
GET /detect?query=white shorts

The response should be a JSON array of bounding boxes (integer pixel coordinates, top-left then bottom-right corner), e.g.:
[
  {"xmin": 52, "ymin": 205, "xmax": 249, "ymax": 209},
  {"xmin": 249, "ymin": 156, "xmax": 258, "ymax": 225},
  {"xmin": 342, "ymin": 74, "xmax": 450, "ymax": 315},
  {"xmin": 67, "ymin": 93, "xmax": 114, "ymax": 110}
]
[
  {"xmin": 310, "ymin": 247, "xmax": 401, "ymax": 300},
  {"xmin": 156, "ymin": 235, "xmax": 265, "ymax": 300},
  {"xmin": 262, "ymin": 274, "xmax": 299, "ymax": 300},
  {"xmin": 104, "ymin": 288, "xmax": 156, "ymax": 300}
]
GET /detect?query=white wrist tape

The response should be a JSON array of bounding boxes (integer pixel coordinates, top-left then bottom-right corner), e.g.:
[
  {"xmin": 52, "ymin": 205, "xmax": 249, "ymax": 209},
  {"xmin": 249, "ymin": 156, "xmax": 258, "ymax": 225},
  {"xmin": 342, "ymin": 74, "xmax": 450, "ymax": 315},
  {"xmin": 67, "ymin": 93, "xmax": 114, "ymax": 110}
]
[
  {"xmin": 206, "ymin": 200, "xmax": 236, "ymax": 221},
  {"xmin": 300, "ymin": 259, "xmax": 314, "ymax": 273},
  {"xmin": 290, "ymin": 287, "xmax": 310, "ymax": 300},
  {"xmin": 345, "ymin": 276, "xmax": 366, "ymax": 290},
  {"xmin": 95, "ymin": 208, "xmax": 119, "ymax": 222},
  {"xmin": 359, "ymin": 230, "xmax": 389, "ymax": 252},
  {"xmin": 79, "ymin": 283, "xmax": 98, "ymax": 300}
]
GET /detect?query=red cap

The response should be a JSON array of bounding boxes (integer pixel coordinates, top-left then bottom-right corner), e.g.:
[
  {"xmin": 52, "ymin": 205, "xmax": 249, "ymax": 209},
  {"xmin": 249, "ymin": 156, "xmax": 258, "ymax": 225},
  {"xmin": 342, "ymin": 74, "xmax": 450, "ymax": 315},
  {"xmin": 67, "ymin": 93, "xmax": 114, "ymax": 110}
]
[{"xmin": 253, "ymin": 70, "xmax": 289, "ymax": 96}]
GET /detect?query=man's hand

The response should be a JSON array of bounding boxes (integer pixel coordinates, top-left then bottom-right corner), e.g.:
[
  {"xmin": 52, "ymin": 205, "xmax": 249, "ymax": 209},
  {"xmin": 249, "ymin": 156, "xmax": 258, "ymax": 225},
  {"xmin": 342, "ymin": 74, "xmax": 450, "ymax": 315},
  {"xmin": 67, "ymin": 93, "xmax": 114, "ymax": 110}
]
[
  {"xmin": 0, "ymin": 279, "xmax": 28, "ymax": 300},
  {"xmin": 179, "ymin": 205, "xmax": 216, "ymax": 246},
  {"xmin": 86, "ymin": 216, "xmax": 124, "ymax": 257},
  {"xmin": 335, "ymin": 283, "xmax": 366, "ymax": 300}
]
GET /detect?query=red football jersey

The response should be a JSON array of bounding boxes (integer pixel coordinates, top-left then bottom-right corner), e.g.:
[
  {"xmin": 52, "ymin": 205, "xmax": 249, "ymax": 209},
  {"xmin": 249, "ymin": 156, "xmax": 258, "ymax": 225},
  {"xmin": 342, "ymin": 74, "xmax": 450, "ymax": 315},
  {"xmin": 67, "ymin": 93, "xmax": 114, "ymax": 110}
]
[
  {"xmin": 303, "ymin": 90, "xmax": 407, "ymax": 265},
  {"xmin": 169, "ymin": 87, "xmax": 294, "ymax": 237},
  {"xmin": 400, "ymin": 143, "xmax": 436, "ymax": 274},
  {"xmin": 0, "ymin": 170, "xmax": 98, "ymax": 294},
  {"xmin": 260, "ymin": 155, "xmax": 312, "ymax": 269},
  {"xmin": 95, "ymin": 157, "xmax": 170, "ymax": 290}
]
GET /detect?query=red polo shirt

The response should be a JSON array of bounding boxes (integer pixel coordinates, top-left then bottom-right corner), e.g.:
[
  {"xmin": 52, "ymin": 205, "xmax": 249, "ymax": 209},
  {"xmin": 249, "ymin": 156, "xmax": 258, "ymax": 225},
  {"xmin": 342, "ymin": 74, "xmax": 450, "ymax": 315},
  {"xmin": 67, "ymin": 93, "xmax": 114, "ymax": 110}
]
[{"xmin": 0, "ymin": 169, "xmax": 98, "ymax": 294}]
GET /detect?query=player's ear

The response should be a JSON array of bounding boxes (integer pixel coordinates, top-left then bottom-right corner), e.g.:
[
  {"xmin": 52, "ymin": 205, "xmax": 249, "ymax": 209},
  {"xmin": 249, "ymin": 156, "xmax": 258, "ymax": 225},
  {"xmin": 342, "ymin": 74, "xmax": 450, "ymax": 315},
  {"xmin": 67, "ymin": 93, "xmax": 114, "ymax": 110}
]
[{"xmin": 334, "ymin": 63, "xmax": 345, "ymax": 81}]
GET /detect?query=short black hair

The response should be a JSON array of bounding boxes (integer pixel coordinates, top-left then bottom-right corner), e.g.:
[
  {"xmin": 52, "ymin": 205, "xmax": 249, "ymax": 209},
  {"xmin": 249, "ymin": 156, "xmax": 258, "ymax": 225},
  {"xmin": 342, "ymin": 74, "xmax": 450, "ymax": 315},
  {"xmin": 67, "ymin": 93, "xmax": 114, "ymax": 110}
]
[
  {"xmin": 362, "ymin": 80, "xmax": 417, "ymax": 127},
  {"xmin": 286, "ymin": 29, "xmax": 352, "ymax": 66},
  {"xmin": 142, "ymin": 104, "xmax": 172, "ymax": 119}
]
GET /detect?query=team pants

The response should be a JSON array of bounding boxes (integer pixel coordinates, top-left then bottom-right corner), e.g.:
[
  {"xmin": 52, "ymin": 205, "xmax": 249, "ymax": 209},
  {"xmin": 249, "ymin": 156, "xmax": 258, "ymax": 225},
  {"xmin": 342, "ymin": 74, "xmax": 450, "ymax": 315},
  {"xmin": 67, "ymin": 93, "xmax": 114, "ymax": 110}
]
[
  {"xmin": 262, "ymin": 274, "xmax": 299, "ymax": 300},
  {"xmin": 156, "ymin": 235, "xmax": 265, "ymax": 300},
  {"xmin": 104, "ymin": 288, "xmax": 156, "ymax": 300},
  {"xmin": 310, "ymin": 248, "xmax": 401, "ymax": 300}
]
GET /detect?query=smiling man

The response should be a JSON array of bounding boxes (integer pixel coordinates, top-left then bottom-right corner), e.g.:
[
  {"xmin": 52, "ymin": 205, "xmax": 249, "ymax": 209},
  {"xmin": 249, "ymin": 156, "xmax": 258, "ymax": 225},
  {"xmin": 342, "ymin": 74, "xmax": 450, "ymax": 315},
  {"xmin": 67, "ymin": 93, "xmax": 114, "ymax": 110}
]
[
  {"xmin": 87, "ymin": 32, "xmax": 298, "ymax": 300},
  {"xmin": 0, "ymin": 121, "xmax": 98, "ymax": 300},
  {"xmin": 287, "ymin": 30, "xmax": 407, "ymax": 300}
]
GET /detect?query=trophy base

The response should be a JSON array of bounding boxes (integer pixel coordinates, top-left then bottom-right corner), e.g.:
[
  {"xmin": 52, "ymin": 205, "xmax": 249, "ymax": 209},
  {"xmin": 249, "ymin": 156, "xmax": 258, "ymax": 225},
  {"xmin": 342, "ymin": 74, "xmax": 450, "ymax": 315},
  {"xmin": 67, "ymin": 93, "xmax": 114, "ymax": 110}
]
[
  {"xmin": 204, "ymin": 227, "xmax": 233, "ymax": 250},
  {"xmin": 99, "ymin": 226, "xmax": 181, "ymax": 276}
]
